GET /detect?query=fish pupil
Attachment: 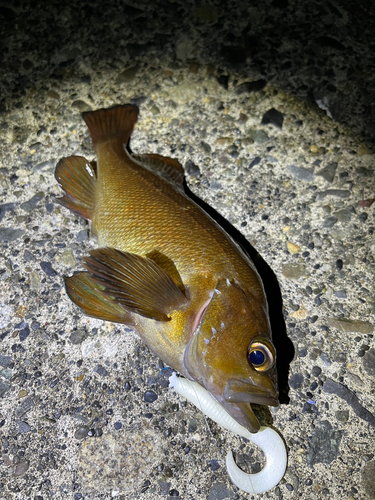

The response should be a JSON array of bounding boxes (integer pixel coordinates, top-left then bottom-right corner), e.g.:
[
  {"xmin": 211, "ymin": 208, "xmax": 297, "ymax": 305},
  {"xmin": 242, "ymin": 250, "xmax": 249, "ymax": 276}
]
[{"xmin": 248, "ymin": 349, "xmax": 265, "ymax": 366}]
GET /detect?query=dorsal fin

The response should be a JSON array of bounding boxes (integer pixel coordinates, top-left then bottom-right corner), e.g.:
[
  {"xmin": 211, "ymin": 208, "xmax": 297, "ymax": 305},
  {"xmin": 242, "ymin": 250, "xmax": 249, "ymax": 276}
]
[{"xmin": 133, "ymin": 153, "xmax": 185, "ymax": 186}]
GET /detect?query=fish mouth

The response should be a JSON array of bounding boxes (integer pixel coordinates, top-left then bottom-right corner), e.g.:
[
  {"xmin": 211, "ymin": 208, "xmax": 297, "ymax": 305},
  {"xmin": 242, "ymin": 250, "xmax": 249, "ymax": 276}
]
[
  {"xmin": 224, "ymin": 378, "xmax": 279, "ymax": 407},
  {"xmin": 222, "ymin": 378, "xmax": 279, "ymax": 433}
]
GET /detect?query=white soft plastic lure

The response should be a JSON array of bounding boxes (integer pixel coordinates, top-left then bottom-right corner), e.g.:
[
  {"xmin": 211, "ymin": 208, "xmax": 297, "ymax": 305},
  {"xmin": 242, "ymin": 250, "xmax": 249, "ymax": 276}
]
[{"xmin": 169, "ymin": 373, "xmax": 287, "ymax": 494}]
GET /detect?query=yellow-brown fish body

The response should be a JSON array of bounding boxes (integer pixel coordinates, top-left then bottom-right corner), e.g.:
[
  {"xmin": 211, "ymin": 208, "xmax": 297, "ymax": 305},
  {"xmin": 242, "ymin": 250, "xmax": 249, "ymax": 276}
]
[{"xmin": 55, "ymin": 104, "xmax": 279, "ymax": 432}]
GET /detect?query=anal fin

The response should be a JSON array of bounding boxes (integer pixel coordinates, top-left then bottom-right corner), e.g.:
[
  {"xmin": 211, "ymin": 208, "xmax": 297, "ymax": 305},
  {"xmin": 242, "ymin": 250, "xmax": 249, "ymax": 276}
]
[
  {"xmin": 83, "ymin": 247, "xmax": 188, "ymax": 321},
  {"xmin": 65, "ymin": 272, "xmax": 133, "ymax": 324},
  {"xmin": 55, "ymin": 156, "xmax": 96, "ymax": 219}
]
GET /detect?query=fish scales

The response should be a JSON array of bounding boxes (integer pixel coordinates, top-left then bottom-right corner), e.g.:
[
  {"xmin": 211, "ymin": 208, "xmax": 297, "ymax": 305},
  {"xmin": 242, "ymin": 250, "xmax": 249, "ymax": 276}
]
[
  {"xmin": 94, "ymin": 141, "xmax": 253, "ymax": 282},
  {"xmin": 55, "ymin": 104, "xmax": 279, "ymax": 433}
]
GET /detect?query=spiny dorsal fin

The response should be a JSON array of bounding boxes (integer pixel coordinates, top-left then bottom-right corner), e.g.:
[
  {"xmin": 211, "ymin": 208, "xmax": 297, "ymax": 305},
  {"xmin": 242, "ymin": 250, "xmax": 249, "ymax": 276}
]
[
  {"xmin": 82, "ymin": 247, "xmax": 188, "ymax": 321},
  {"xmin": 54, "ymin": 156, "xmax": 96, "ymax": 220},
  {"xmin": 82, "ymin": 104, "xmax": 139, "ymax": 148},
  {"xmin": 133, "ymin": 153, "xmax": 185, "ymax": 186},
  {"xmin": 65, "ymin": 272, "xmax": 133, "ymax": 324}
]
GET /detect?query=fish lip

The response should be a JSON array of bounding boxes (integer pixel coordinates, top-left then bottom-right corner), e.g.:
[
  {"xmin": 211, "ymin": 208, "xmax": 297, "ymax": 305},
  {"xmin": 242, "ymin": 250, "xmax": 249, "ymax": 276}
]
[{"xmin": 223, "ymin": 377, "xmax": 279, "ymax": 407}]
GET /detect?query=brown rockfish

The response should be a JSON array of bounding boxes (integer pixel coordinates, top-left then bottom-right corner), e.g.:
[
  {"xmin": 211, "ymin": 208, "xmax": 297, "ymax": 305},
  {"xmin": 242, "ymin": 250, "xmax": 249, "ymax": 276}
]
[{"xmin": 55, "ymin": 104, "xmax": 279, "ymax": 432}]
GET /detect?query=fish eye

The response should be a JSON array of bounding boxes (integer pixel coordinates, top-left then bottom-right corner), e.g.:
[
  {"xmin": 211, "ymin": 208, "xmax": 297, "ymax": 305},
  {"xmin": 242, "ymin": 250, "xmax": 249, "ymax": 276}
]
[{"xmin": 247, "ymin": 337, "xmax": 275, "ymax": 372}]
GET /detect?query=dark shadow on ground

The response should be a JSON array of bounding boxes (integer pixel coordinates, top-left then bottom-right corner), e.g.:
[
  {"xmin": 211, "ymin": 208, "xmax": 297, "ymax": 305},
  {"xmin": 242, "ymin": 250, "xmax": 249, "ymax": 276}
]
[{"xmin": 183, "ymin": 181, "xmax": 295, "ymax": 405}]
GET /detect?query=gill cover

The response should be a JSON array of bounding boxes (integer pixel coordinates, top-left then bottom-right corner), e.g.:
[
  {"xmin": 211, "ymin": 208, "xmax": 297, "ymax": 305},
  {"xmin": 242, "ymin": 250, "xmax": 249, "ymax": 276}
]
[{"xmin": 184, "ymin": 278, "xmax": 278, "ymax": 432}]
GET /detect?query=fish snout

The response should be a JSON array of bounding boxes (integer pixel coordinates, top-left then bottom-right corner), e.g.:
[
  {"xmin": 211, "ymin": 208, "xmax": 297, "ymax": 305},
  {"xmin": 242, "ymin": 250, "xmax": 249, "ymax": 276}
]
[{"xmin": 223, "ymin": 377, "xmax": 279, "ymax": 408}]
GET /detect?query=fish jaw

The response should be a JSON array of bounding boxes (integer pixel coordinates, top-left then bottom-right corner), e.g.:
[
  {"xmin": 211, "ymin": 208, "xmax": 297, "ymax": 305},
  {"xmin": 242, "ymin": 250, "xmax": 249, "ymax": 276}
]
[
  {"xmin": 199, "ymin": 371, "xmax": 279, "ymax": 434},
  {"xmin": 183, "ymin": 277, "xmax": 279, "ymax": 433},
  {"xmin": 224, "ymin": 377, "xmax": 279, "ymax": 407},
  {"xmin": 221, "ymin": 376, "xmax": 279, "ymax": 433}
]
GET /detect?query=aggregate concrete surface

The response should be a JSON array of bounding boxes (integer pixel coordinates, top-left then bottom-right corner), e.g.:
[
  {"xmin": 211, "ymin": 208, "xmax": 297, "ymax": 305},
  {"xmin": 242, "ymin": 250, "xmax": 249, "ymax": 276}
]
[{"xmin": 0, "ymin": 1, "xmax": 374, "ymax": 499}]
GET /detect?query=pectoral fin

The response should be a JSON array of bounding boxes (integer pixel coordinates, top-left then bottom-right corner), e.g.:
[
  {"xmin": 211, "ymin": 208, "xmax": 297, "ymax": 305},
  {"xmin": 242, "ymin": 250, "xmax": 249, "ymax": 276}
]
[
  {"xmin": 55, "ymin": 156, "xmax": 96, "ymax": 219},
  {"xmin": 65, "ymin": 272, "xmax": 133, "ymax": 324},
  {"xmin": 82, "ymin": 247, "xmax": 188, "ymax": 321}
]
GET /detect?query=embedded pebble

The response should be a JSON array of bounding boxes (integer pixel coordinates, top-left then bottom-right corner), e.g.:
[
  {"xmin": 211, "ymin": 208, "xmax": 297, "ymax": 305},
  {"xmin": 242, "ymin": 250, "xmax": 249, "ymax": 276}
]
[
  {"xmin": 320, "ymin": 352, "xmax": 332, "ymax": 366},
  {"xmin": 116, "ymin": 66, "xmax": 139, "ymax": 83},
  {"xmin": 207, "ymin": 459, "xmax": 221, "ymax": 471},
  {"xmin": 20, "ymin": 192, "xmax": 44, "ymax": 212},
  {"xmin": 94, "ymin": 365, "xmax": 108, "ymax": 377},
  {"xmin": 287, "ymin": 165, "xmax": 315, "ymax": 182},
  {"xmin": 334, "ymin": 290, "xmax": 347, "ymax": 299},
  {"xmin": 362, "ymin": 461, "xmax": 375, "ymax": 499},
  {"xmin": 316, "ymin": 162, "xmax": 337, "ymax": 183},
  {"xmin": 15, "ymin": 396, "xmax": 34, "ymax": 417},
  {"xmin": 29, "ymin": 271, "xmax": 41, "ymax": 290},
  {"xmin": 358, "ymin": 212, "xmax": 368, "ymax": 222},
  {"xmin": 185, "ymin": 160, "xmax": 201, "ymax": 177},
  {"xmin": 0, "ymin": 379, "xmax": 11, "ymax": 397},
  {"xmin": 362, "ymin": 349, "xmax": 375, "ymax": 378},
  {"xmin": 249, "ymin": 156, "xmax": 261, "ymax": 168},
  {"xmin": 19, "ymin": 324, "xmax": 30, "ymax": 341},
  {"xmin": 335, "ymin": 410, "xmax": 349, "ymax": 422},
  {"xmin": 333, "ymin": 207, "xmax": 355, "ymax": 223},
  {"xmin": 0, "ymin": 355, "xmax": 12, "ymax": 367},
  {"xmin": 76, "ymin": 229, "xmax": 89, "ymax": 242},
  {"xmin": 261, "ymin": 108, "xmax": 284, "ymax": 129},
  {"xmin": 17, "ymin": 421, "xmax": 31, "ymax": 433},
  {"xmin": 158, "ymin": 481, "xmax": 172, "ymax": 495},
  {"xmin": 208, "ymin": 482, "xmax": 234, "ymax": 500},
  {"xmin": 235, "ymin": 80, "xmax": 267, "ymax": 94},
  {"xmin": 40, "ymin": 261, "xmax": 57, "ymax": 276},
  {"xmin": 289, "ymin": 373, "xmax": 304, "ymax": 389},
  {"xmin": 60, "ymin": 249, "xmax": 77, "ymax": 267},
  {"xmin": 144, "ymin": 390, "xmax": 158, "ymax": 403},
  {"xmin": 326, "ymin": 318, "xmax": 373, "ymax": 334},
  {"xmin": 247, "ymin": 129, "xmax": 269, "ymax": 144},
  {"xmin": 282, "ymin": 263, "xmax": 306, "ymax": 279},
  {"xmin": 358, "ymin": 198, "xmax": 375, "ymax": 207},
  {"xmin": 75, "ymin": 426, "xmax": 89, "ymax": 439},
  {"xmin": 35, "ymin": 160, "xmax": 54, "ymax": 172},
  {"xmin": 323, "ymin": 216, "xmax": 337, "ymax": 227},
  {"xmin": 316, "ymin": 189, "xmax": 350, "ymax": 200},
  {"xmin": 169, "ymin": 81, "xmax": 199, "ymax": 104},
  {"xmin": 70, "ymin": 329, "xmax": 89, "ymax": 345},
  {"xmin": 0, "ymin": 203, "xmax": 15, "ymax": 222},
  {"xmin": 14, "ymin": 460, "xmax": 30, "ymax": 476},
  {"xmin": 356, "ymin": 166, "xmax": 371, "ymax": 176},
  {"xmin": 306, "ymin": 420, "xmax": 343, "ymax": 466},
  {"xmin": 72, "ymin": 100, "xmax": 92, "ymax": 112},
  {"xmin": 287, "ymin": 242, "xmax": 301, "ymax": 253},
  {"xmin": 0, "ymin": 228, "xmax": 25, "ymax": 241}
]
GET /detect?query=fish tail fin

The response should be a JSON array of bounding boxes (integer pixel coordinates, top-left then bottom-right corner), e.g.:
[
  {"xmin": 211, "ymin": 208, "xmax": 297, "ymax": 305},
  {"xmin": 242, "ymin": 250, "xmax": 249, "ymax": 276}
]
[
  {"xmin": 82, "ymin": 104, "xmax": 139, "ymax": 148},
  {"xmin": 54, "ymin": 156, "xmax": 96, "ymax": 219},
  {"xmin": 65, "ymin": 272, "xmax": 134, "ymax": 324}
]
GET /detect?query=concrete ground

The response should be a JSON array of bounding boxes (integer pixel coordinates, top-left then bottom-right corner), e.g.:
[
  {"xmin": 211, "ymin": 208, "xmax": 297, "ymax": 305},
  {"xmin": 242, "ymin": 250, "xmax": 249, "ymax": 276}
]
[{"xmin": 0, "ymin": 1, "xmax": 374, "ymax": 499}]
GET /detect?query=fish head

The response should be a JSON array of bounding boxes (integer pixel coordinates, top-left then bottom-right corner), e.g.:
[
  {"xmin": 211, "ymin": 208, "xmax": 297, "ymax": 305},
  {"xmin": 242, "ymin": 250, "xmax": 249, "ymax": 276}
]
[{"xmin": 184, "ymin": 278, "xmax": 278, "ymax": 433}]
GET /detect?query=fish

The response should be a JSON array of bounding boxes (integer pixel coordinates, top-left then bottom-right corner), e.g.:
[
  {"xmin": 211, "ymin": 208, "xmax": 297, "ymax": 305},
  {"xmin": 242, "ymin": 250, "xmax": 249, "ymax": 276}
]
[{"xmin": 55, "ymin": 104, "xmax": 279, "ymax": 433}]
